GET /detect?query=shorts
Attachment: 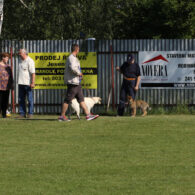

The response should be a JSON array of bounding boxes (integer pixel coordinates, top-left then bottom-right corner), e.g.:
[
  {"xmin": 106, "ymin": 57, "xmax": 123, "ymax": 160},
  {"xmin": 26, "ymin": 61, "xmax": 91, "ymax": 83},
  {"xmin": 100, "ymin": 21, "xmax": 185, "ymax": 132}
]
[{"xmin": 64, "ymin": 84, "xmax": 84, "ymax": 104}]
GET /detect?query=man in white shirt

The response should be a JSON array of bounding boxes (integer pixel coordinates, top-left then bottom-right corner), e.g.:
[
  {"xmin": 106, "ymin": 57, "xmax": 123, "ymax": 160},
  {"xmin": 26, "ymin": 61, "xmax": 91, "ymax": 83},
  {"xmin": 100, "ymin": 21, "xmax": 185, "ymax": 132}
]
[
  {"xmin": 18, "ymin": 49, "xmax": 35, "ymax": 118},
  {"xmin": 58, "ymin": 43, "xmax": 99, "ymax": 121}
]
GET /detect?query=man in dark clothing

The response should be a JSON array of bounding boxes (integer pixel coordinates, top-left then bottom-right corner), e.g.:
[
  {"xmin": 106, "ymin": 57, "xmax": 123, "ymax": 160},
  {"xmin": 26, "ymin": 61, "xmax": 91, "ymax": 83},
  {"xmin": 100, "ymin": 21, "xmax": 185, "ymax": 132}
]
[{"xmin": 116, "ymin": 54, "xmax": 141, "ymax": 116}]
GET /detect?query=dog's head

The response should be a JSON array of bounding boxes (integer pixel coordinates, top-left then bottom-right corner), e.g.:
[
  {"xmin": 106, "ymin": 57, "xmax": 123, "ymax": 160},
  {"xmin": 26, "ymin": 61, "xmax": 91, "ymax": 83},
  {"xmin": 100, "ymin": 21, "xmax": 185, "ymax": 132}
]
[
  {"xmin": 127, "ymin": 96, "xmax": 134, "ymax": 104},
  {"xmin": 92, "ymin": 97, "xmax": 102, "ymax": 104}
]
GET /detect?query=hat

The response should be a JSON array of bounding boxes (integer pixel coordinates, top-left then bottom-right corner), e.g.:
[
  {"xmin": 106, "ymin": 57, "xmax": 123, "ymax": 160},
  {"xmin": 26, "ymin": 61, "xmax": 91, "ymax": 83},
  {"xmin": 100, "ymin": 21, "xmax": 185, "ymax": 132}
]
[{"xmin": 127, "ymin": 54, "xmax": 134, "ymax": 62}]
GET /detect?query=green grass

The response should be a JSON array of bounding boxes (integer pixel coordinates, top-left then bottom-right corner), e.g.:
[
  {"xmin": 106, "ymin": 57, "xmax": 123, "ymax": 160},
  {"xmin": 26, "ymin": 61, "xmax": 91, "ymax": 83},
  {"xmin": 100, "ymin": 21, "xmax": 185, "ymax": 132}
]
[{"xmin": 0, "ymin": 115, "xmax": 194, "ymax": 195}]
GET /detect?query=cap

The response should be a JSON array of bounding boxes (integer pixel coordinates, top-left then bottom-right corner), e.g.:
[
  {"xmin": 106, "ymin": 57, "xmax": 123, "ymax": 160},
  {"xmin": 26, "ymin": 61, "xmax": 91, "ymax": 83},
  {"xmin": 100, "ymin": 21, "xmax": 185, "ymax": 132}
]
[{"xmin": 127, "ymin": 54, "xmax": 134, "ymax": 62}]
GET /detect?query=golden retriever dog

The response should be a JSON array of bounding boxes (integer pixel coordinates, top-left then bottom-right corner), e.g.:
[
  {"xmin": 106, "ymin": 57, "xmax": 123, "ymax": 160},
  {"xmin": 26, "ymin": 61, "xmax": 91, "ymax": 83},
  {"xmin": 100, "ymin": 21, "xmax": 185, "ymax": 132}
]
[
  {"xmin": 69, "ymin": 97, "xmax": 101, "ymax": 119},
  {"xmin": 127, "ymin": 96, "xmax": 151, "ymax": 117}
]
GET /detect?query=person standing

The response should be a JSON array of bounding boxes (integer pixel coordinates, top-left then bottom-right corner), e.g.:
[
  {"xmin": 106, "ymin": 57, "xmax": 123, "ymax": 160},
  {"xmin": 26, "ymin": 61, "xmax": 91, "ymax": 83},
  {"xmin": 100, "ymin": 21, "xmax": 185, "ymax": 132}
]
[
  {"xmin": 18, "ymin": 49, "xmax": 35, "ymax": 118},
  {"xmin": 58, "ymin": 43, "xmax": 99, "ymax": 121},
  {"xmin": 116, "ymin": 54, "xmax": 141, "ymax": 116},
  {"xmin": 0, "ymin": 53, "xmax": 13, "ymax": 118}
]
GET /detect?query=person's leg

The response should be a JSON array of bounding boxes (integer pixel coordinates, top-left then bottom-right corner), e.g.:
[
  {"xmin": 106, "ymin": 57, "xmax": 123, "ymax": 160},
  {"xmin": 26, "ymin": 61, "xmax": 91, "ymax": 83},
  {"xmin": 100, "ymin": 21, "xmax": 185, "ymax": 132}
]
[
  {"xmin": 18, "ymin": 85, "xmax": 26, "ymax": 116},
  {"xmin": 58, "ymin": 85, "xmax": 77, "ymax": 121},
  {"xmin": 128, "ymin": 80, "xmax": 136, "ymax": 116},
  {"xmin": 61, "ymin": 103, "xmax": 69, "ymax": 116},
  {"xmin": 129, "ymin": 80, "xmax": 136, "ymax": 100},
  {"xmin": 26, "ymin": 86, "xmax": 34, "ymax": 116},
  {"xmin": 117, "ymin": 82, "xmax": 127, "ymax": 116},
  {"xmin": 0, "ymin": 90, "xmax": 3, "ymax": 117},
  {"xmin": 76, "ymin": 84, "xmax": 99, "ymax": 120},
  {"xmin": 80, "ymin": 101, "xmax": 89, "ymax": 115},
  {"xmin": 1, "ymin": 90, "xmax": 10, "ymax": 118},
  {"xmin": 58, "ymin": 102, "xmax": 70, "ymax": 121},
  {"xmin": 75, "ymin": 85, "xmax": 89, "ymax": 115}
]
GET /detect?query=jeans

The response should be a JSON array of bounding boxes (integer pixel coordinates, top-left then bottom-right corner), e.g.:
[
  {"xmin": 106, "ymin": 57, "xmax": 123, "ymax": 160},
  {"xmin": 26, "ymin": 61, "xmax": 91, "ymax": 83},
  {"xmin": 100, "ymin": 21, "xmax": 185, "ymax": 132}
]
[{"xmin": 19, "ymin": 85, "xmax": 34, "ymax": 116}]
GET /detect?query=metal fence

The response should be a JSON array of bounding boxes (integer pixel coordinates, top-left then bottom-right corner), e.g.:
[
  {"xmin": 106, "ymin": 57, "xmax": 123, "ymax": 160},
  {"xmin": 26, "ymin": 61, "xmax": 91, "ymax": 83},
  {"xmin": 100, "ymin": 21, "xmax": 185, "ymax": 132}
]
[{"xmin": 1, "ymin": 39, "xmax": 195, "ymax": 114}]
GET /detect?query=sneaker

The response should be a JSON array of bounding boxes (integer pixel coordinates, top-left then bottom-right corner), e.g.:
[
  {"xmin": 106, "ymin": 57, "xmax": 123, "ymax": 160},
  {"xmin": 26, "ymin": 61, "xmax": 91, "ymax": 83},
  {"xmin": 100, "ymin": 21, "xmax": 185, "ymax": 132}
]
[
  {"xmin": 58, "ymin": 115, "xmax": 71, "ymax": 122},
  {"xmin": 16, "ymin": 115, "xmax": 26, "ymax": 119},
  {"xmin": 27, "ymin": 114, "xmax": 33, "ymax": 119},
  {"xmin": 86, "ymin": 114, "xmax": 99, "ymax": 121}
]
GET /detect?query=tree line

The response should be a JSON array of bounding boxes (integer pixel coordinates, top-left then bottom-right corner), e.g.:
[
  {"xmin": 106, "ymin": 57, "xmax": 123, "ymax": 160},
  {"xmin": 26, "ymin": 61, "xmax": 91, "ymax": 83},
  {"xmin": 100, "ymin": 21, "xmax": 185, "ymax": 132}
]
[{"xmin": 1, "ymin": 0, "xmax": 195, "ymax": 40}]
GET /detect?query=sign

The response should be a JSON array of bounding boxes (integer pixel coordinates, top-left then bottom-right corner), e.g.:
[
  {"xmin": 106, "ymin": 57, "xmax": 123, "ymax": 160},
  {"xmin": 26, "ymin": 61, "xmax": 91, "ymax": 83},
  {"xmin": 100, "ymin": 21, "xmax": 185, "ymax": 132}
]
[
  {"xmin": 139, "ymin": 51, "xmax": 195, "ymax": 88},
  {"xmin": 29, "ymin": 52, "xmax": 97, "ymax": 89}
]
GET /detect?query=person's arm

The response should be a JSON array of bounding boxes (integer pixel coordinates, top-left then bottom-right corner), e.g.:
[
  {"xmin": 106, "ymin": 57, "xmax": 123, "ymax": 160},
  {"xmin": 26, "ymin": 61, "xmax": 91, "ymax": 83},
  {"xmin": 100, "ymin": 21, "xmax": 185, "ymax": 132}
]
[
  {"xmin": 116, "ymin": 63, "xmax": 125, "ymax": 74},
  {"xmin": 134, "ymin": 64, "xmax": 141, "ymax": 91},
  {"xmin": 29, "ymin": 59, "xmax": 36, "ymax": 88},
  {"xmin": 30, "ymin": 73, "xmax": 35, "ymax": 88},
  {"xmin": 116, "ymin": 66, "xmax": 121, "ymax": 72},
  {"xmin": 134, "ymin": 76, "xmax": 141, "ymax": 91},
  {"xmin": 69, "ymin": 56, "xmax": 81, "ymax": 76}
]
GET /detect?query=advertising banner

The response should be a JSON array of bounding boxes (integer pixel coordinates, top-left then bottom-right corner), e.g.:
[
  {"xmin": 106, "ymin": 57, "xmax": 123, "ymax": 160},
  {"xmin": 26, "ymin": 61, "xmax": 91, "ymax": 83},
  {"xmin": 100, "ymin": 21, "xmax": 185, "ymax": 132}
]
[
  {"xmin": 139, "ymin": 51, "xmax": 195, "ymax": 88},
  {"xmin": 29, "ymin": 52, "xmax": 97, "ymax": 89}
]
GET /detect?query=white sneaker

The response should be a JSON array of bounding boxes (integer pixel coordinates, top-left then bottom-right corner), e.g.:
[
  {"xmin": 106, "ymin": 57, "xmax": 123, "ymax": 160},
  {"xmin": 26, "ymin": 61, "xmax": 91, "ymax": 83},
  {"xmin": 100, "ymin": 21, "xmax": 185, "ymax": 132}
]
[
  {"xmin": 58, "ymin": 115, "xmax": 71, "ymax": 122},
  {"xmin": 86, "ymin": 114, "xmax": 99, "ymax": 121}
]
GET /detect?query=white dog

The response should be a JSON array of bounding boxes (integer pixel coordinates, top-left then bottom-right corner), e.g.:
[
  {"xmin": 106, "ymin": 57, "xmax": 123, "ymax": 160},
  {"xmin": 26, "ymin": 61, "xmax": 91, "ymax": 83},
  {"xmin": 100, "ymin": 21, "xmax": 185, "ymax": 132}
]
[{"xmin": 69, "ymin": 97, "xmax": 101, "ymax": 119}]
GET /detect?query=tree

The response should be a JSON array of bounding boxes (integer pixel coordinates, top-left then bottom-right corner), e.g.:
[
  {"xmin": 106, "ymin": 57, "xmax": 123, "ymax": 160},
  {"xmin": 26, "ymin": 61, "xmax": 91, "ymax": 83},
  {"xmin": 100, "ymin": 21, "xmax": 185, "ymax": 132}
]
[{"xmin": 1, "ymin": 0, "xmax": 194, "ymax": 40}]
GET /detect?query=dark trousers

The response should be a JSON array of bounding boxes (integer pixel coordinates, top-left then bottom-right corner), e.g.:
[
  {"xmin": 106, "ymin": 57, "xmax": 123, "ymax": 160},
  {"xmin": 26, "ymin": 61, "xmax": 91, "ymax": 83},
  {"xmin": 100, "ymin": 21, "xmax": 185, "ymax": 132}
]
[
  {"xmin": 0, "ymin": 90, "xmax": 10, "ymax": 118},
  {"xmin": 117, "ymin": 80, "xmax": 136, "ymax": 116}
]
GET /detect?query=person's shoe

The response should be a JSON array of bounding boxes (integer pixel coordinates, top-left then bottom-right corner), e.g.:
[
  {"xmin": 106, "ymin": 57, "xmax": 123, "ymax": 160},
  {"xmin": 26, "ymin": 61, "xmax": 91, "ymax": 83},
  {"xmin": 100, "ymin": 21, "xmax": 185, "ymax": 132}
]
[
  {"xmin": 86, "ymin": 114, "xmax": 99, "ymax": 121},
  {"xmin": 16, "ymin": 115, "xmax": 26, "ymax": 119},
  {"xmin": 58, "ymin": 115, "xmax": 71, "ymax": 122},
  {"xmin": 6, "ymin": 110, "xmax": 11, "ymax": 117},
  {"xmin": 27, "ymin": 114, "xmax": 33, "ymax": 119}
]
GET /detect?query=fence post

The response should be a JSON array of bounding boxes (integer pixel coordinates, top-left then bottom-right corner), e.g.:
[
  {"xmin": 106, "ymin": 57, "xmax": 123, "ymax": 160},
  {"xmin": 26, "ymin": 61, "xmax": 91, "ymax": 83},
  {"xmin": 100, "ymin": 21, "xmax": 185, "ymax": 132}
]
[
  {"xmin": 10, "ymin": 47, "xmax": 15, "ymax": 113},
  {"xmin": 110, "ymin": 45, "xmax": 115, "ymax": 110}
]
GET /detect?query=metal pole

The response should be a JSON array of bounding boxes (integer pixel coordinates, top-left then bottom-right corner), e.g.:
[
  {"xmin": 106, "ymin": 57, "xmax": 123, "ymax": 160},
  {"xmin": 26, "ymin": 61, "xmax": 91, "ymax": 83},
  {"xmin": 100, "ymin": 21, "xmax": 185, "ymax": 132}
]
[
  {"xmin": 10, "ymin": 47, "xmax": 16, "ymax": 113},
  {"xmin": 110, "ymin": 45, "xmax": 115, "ymax": 110}
]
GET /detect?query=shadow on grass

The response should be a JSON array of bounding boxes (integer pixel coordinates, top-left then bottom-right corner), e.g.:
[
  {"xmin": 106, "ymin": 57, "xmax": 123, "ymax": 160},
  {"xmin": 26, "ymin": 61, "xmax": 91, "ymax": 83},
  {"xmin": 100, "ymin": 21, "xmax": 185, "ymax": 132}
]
[{"xmin": 13, "ymin": 118, "xmax": 79, "ymax": 121}]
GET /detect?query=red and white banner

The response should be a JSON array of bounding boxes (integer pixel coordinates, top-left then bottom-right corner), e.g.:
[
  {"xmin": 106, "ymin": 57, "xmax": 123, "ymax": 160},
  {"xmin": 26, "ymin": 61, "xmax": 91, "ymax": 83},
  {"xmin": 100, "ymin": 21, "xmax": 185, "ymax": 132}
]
[{"xmin": 139, "ymin": 51, "xmax": 195, "ymax": 88}]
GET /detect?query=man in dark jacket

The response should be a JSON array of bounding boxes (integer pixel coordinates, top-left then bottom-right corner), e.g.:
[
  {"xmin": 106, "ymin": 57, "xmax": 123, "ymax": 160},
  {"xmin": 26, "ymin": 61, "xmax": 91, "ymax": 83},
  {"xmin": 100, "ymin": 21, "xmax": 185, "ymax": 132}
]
[{"xmin": 116, "ymin": 54, "xmax": 141, "ymax": 116}]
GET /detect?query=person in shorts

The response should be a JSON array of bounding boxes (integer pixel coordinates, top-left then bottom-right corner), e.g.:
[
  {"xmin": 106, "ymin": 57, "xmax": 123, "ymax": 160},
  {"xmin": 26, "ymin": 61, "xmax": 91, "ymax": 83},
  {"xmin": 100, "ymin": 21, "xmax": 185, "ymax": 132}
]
[{"xmin": 58, "ymin": 43, "xmax": 99, "ymax": 121}]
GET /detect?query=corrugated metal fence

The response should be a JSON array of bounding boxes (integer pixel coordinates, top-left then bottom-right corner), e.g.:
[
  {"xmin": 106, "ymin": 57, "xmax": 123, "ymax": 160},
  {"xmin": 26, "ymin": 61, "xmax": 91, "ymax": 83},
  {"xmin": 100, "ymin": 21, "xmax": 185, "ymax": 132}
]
[{"xmin": 1, "ymin": 39, "xmax": 195, "ymax": 114}]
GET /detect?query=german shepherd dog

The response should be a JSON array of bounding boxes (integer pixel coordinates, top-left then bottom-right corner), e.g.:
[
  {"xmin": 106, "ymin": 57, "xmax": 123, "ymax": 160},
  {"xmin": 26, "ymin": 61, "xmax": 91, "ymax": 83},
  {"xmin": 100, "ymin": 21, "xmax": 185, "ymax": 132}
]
[{"xmin": 127, "ymin": 96, "xmax": 151, "ymax": 117}]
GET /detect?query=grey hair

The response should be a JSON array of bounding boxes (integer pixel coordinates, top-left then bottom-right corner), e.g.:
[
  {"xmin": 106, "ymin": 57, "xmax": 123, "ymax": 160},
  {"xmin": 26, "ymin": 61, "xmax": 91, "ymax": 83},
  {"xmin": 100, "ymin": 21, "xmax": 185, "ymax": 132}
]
[
  {"xmin": 71, "ymin": 43, "xmax": 79, "ymax": 52},
  {"xmin": 20, "ymin": 48, "xmax": 28, "ymax": 55}
]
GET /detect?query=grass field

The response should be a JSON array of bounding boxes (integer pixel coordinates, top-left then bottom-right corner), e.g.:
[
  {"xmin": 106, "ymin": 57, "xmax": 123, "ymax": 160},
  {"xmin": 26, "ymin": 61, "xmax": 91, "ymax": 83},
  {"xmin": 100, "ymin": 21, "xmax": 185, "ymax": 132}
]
[{"xmin": 0, "ymin": 115, "xmax": 194, "ymax": 195}]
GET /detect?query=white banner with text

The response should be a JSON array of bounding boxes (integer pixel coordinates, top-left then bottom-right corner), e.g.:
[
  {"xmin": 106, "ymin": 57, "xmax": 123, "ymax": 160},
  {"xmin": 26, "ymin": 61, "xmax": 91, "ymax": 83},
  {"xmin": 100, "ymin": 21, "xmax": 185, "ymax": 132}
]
[{"xmin": 139, "ymin": 51, "xmax": 195, "ymax": 88}]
